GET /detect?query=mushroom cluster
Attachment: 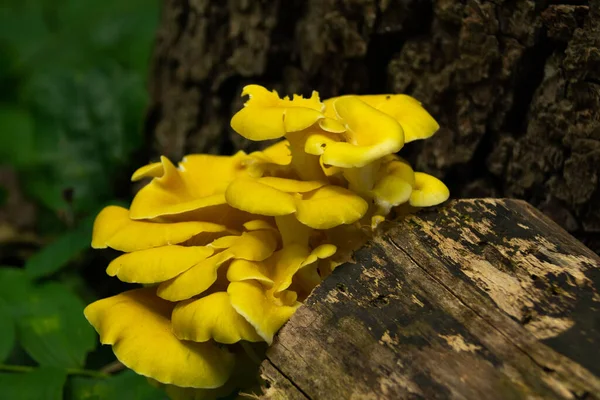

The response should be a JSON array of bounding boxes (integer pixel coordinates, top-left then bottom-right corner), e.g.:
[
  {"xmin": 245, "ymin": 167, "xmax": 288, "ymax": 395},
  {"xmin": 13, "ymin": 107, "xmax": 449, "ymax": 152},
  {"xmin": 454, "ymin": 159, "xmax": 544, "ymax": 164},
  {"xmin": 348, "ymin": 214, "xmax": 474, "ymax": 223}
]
[{"xmin": 84, "ymin": 85, "xmax": 449, "ymax": 399}]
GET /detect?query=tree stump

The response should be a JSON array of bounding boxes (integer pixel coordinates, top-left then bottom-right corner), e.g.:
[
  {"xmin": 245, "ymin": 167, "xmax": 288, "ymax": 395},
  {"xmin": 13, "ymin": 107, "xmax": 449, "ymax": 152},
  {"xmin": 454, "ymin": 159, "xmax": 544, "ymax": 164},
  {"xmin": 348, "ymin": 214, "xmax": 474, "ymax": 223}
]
[
  {"xmin": 258, "ymin": 199, "xmax": 600, "ymax": 399},
  {"xmin": 147, "ymin": 1, "xmax": 600, "ymax": 254}
]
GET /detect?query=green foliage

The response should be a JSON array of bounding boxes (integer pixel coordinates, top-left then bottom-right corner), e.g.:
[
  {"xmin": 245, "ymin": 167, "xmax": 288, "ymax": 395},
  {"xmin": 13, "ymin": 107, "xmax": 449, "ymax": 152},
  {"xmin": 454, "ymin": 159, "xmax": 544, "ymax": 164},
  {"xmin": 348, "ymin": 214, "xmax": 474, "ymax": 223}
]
[
  {"xmin": 69, "ymin": 371, "xmax": 167, "ymax": 400},
  {"xmin": 0, "ymin": 0, "xmax": 159, "ymax": 216},
  {"xmin": 24, "ymin": 214, "xmax": 95, "ymax": 279},
  {"xmin": 0, "ymin": 0, "xmax": 165, "ymax": 397},
  {"xmin": 0, "ymin": 299, "xmax": 16, "ymax": 362},
  {"xmin": 0, "ymin": 367, "xmax": 67, "ymax": 400},
  {"xmin": 0, "ymin": 268, "xmax": 96, "ymax": 368},
  {"xmin": 19, "ymin": 65, "xmax": 147, "ymax": 214},
  {"xmin": 0, "ymin": 106, "xmax": 35, "ymax": 167}
]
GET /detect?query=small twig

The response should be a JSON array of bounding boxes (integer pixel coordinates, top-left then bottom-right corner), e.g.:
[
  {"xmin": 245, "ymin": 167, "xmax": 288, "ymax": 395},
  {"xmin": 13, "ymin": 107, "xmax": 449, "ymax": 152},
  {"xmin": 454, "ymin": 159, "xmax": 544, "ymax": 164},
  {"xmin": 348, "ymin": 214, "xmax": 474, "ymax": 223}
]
[
  {"xmin": 0, "ymin": 364, "xmax": 109, "ymax": 379},
  {"xmin": 100, "ymin": 360, "xmax": 126, "ymax": 374}
]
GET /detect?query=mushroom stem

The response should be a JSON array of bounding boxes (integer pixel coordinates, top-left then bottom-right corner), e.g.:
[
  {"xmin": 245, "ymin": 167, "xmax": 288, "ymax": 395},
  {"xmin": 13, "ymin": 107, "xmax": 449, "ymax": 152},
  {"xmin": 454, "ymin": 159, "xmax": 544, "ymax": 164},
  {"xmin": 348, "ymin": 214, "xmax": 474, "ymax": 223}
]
[
  {"xmin": 343, "ymin": 160, "xmax": 381, "ymax": 197},
  {"xmin": 287, "ymin": 132, "xmax": 328, "ymax": 181}
]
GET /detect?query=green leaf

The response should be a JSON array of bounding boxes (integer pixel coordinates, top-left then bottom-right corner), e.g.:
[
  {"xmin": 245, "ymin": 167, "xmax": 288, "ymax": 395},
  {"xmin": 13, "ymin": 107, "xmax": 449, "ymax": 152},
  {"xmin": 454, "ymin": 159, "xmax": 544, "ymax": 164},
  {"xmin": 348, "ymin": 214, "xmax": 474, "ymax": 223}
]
[
  {"xmin": 0, "ymin": 367, "xmax": 67, "ymax": 400},
  {"xmin": 0, "ymin": 267, "xmax": 33, "ymax": 302},
  {"xmin": 20, "ymin": 65, "xmax": 146, "ymax": 215},
  {"xmin": 0, "ymin": 268, "xmax": 96, "ymax": 368},
  {"xmin": 0, "ymin": 299, "xmax": 16, "ymax": 362},
  {"xmin": 0, "ymin": 106, "xmax": 35, "ymax": 167},
  {"xmin": 25, "ymin": 214, "xmax": 95, "ymax": 279},
  {"xmin": 69, "ymin": 370, "xmax": 166, "ymax": 400}
]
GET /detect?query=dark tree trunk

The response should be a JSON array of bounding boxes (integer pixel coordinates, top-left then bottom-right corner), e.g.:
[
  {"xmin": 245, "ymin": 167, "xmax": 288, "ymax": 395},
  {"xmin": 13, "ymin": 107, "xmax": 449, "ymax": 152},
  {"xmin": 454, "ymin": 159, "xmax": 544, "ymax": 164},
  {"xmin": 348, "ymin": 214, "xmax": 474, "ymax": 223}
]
[{"xmin": 145, "ymin": 0, "xmax": 600, "ymax": 253}]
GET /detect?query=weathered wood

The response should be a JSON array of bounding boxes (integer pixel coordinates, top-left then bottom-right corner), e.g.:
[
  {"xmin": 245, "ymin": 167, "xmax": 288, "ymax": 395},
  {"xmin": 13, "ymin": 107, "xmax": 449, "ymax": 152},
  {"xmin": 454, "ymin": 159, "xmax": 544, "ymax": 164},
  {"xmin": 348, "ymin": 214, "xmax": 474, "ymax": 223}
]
[
  {"xmin": 148, "ymin": 1, "xmax": 600, "ymax": 254},
  {"xmin": 259, "ymin": 199, "xmax": 600, "ymax": 400}
]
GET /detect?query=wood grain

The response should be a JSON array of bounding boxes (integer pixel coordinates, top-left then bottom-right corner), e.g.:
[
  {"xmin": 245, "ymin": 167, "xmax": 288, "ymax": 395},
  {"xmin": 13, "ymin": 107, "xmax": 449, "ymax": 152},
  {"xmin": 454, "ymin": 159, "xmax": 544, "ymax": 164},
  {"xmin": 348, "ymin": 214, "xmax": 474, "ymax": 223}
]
[{"xmin": 259, "ymin": 199, "xmax": 600, "ymax": 399}]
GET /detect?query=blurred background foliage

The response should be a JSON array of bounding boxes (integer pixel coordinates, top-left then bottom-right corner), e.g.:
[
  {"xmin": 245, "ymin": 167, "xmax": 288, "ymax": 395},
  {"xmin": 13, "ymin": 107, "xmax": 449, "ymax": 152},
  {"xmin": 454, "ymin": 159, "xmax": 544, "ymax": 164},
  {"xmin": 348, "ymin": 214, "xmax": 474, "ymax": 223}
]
[{"xmin": 0, "ymin": 0, "xmax": 166, "ymax": 398}]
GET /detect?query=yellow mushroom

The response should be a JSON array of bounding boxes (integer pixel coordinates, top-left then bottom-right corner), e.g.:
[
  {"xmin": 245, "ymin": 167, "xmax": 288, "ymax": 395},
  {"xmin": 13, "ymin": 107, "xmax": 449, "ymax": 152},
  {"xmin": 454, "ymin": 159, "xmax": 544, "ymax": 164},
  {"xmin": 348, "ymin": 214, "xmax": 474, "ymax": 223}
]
[
  {"xmin": 171, "ymin": 292, "xmax": 263, "ymax": 344},
  {"xmin": 83, "ymin": 83, "xmax": 451, "ymax": 397},
  {"xmin": 318, "ymin": 96, "xmax": 405, "ymax": 168},
  {"xmin": 129, "ymin": 152, "xmax": 250, "ymax": 220},
  {"xmin": 226, "ymin": 178, "xmax": 368, "ymax": 230},
  {"xmin": 243, "ymin": 140, "xmax": 293, "ymax": 178},
  {"xmin": 225, "ymin": 178, "xmax": 297, "ymax": 217},
  {"xmin": 106, "ymin": 245, "xmax": 214, "ymax": 284},
  {"xmin": 156, "ymin": 230, "xmax": 278, "ymax": 301},
  {"xmin": 228, "ymin": 280, "xmax": 300, "ymax": 344},
  {"xmin": 371, "ymin": 156, "xmax": 416, "ymax": 215},
  {"xmin": 294, "ymin": 185, "xmax": 369, "ymax": 229},
  {"xmin": 226, "ymin": 259, "xmax": 274, "ymax": 287},
  {"xmin": 409, "ymin": 172, "xmax": 450, "ymax": 207},
  {"xmin": 230, "ymin": 85, "xmax": 325, "ymax": 141},
  {"xmin": 324, "ymin": 93, "xmax": 439, "ymax": 143},
  {"xmin": 91, "ymin": 206, "xmax": 229, "ymax": 252},
  {"xmin": 84, "ymin": 288, "xmax": 235, "ymax": 389}
]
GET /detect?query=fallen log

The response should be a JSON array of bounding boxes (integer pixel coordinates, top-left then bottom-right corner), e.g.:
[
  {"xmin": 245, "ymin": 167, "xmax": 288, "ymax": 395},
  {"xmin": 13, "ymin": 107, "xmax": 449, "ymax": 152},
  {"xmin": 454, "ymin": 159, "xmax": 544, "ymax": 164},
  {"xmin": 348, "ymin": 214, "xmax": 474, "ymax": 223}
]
[{"xmin": 259, "ymin": 199, "xmax": 600, "ymax": 400}]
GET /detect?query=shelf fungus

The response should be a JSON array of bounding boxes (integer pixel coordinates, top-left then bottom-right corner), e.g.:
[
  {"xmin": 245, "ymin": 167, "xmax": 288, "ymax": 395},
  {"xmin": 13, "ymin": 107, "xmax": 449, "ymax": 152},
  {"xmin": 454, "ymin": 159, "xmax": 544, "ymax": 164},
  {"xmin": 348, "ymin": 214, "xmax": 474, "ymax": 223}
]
[{"xmin": 84, "ymin": 84, "xmax": 449, "ymax": 399}]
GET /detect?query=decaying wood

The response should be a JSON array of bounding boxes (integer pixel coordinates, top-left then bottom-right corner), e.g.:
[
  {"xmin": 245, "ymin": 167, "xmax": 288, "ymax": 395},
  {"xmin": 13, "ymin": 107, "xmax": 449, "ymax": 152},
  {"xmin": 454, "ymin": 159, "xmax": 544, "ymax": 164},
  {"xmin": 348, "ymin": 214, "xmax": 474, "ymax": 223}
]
[
  {"xmin": 259, "ymin": 199, "xmax": 600, "ymax": 400},
  {"xmin": 148, "ymin": 1, "xmax": 600, "ymax": 254}
]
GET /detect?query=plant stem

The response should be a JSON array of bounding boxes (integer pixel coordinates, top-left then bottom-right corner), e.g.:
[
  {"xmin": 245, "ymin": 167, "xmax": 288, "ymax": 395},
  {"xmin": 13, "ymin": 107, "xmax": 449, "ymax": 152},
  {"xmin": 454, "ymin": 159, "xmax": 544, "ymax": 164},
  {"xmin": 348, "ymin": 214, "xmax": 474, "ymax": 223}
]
[
  {"xmin": 100, "ymin": 360, "xmax": 125, "ymax": 374},
  {"xmin": 0, "ymin": 364, "xmax": 109, "ymax": 379}
]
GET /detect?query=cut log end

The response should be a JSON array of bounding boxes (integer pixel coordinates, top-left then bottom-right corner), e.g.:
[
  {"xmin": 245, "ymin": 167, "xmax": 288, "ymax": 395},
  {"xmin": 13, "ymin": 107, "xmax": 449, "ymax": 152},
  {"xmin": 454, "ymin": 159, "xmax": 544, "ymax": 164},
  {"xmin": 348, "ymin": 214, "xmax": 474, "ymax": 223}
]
[{"xmin": 258, "ymin": 199, "xmax": 600, "ymax": 400}]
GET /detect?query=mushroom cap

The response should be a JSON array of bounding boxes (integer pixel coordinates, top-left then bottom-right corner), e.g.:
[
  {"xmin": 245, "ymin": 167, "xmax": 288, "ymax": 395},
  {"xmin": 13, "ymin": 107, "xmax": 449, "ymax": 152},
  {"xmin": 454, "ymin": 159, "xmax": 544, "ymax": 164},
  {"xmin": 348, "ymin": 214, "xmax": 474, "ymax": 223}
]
[
  {"xmin": 157, "ymin": 250, "xmax": 234, "ymax": 302},
  {"xmin": 228, "ymin": 280, "xmax": 300, "ymax": 344},
  {"xmin": 91, "ymin": 206, "xmax": 228, "ymax": 252},
  {"xmin": 129, "ymin": 152, "xmax": 249, "ymax": 220},
  {"xmin": 257, "ymin": 177, "xmax": 325, "ymax": 193},
  {"xmin": 320, "ymin": 96, "xmax": 405, "ymax": 168},
  {"xmin": 84, "ymin": 288, "xmax": 235, "ymax": 389},
  {"xmin": 225, "ymin": 178, "xmax": 297, "ymax": 216},
  {"xmin": 230, "ymin": 85, "xmax": 324, "ymax": 141},
  {"xmin": 157, "ymin": 231, "xmax": 278, "ymax": 302},
  {"xmin": 171, "ymin": 292, "xmax": 263, "ymax": 344},
  {"xmin": 227, "ymin": 258, "xmax": 274, "ymax": 287},
  {"xmin": 409, "ymin": 172, "xmax": 450, "ymax": 207},
  {"xmin": 371, "ymin": 157, "xmax": 416, "ymax": 210},
  {"xmin": 325, "ymin": 94, "xmax": 439, "ymax": 143},
  {"xmin": 106, "ymin": 245, "xmax": 214, "ymax": 284},
  {"xmin": 248, "ymin": 140, "xmax": 292, "ymax": 166},
  {"xmin": 131, "ymin": 161, "xmax": 163, "ymax": 181},
  {"xmin": 295, "ymin": 185, "xmax": 369, "ymax": 229}
]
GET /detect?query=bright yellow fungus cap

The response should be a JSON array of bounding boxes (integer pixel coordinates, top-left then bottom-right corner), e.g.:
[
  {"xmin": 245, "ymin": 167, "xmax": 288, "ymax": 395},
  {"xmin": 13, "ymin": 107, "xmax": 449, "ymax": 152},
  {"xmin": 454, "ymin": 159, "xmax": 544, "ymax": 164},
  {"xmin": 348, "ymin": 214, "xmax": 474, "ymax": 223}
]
[
  {"xmin": 225, "ymin": 178, "xmax": 297, "ymax": 216},
  {"xmin": 171, "ymin": 292, "xmax": 263, "ymax": 344},
  {"xmin": 228, "ymin": 280, "xmax": 300, "ymax": 345},
  {"xmin": 319, "ymin": 96, "xmax": 405, "ymax": 168},
  {"xmin": 84, "ymin": 288, "xmax": 235, "ymax": 389},
  {"xmin": 324, "ymin": 93, "xmax": 439, "ymax": 143},
  {"xmin": 157, "ymin": 230, "xmax": 278, "ymax": 302},
  {"xmin": 129, "ymin": 152, "xmax": 249, "ymax": 220},
  {"xmin": 227, "ymin": 259, "xmax": 274, "ymax": 286},
  {"xmin": 295, "ymin": 185, "xmax": 369, "ymax": 229},
  {"xmin": 106, "ymin": 245, "xmax": 214, "ymax": 284},
  {"xmin": 371, "ymin": 157, "xmax": 416, "ymax": 213},
  {"xmin": 230, "ymin": 85, "xmax": 324, "ymax": 141},
  {"xmin": 85, "ymin": 83, "xmax": 449, "ymax": 397},
  {"xmin": 355, "ymin": 94, "xmax": 440, "ymax": 143},
  {"xmin": 91, "ymin": 206, "xmax": 228, "ymax": 252},
  {"xmin": 409, "ymin": 172, "xmax": 450, "ymax": 207}
]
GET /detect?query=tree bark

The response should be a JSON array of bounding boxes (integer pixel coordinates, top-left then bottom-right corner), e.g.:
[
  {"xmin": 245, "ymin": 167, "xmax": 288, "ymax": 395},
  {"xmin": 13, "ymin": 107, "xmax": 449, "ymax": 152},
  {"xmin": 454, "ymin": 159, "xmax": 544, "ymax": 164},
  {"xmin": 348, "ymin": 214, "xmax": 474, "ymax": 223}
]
[
  {"xmin": 258, "ymin": 199, "xmax": 600, "ymax": 399},
  {"xmin": 146, "ymin": 0, "xmax": 600, "ymax": 253}
]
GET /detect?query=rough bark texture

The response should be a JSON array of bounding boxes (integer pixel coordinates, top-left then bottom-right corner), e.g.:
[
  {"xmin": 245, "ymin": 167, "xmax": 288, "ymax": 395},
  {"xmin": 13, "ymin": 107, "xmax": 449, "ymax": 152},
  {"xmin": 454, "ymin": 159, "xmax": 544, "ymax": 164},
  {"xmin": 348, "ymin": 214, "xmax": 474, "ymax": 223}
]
[
  {"xmin": 147, "ymin": 0, "xmax": 600, "ymax": 253},
  {"xmin": 258, "ymin": 199, "xmax": 600, "ymax": 399}
]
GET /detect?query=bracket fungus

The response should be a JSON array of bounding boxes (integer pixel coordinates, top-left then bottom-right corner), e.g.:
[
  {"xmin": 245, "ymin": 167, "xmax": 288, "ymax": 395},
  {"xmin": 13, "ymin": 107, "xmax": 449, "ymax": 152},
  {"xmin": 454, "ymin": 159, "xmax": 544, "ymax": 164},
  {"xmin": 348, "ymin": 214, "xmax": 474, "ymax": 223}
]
[{"xmin": 84, "ymin": 84, "xmax": 449, "ymax": 399}]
